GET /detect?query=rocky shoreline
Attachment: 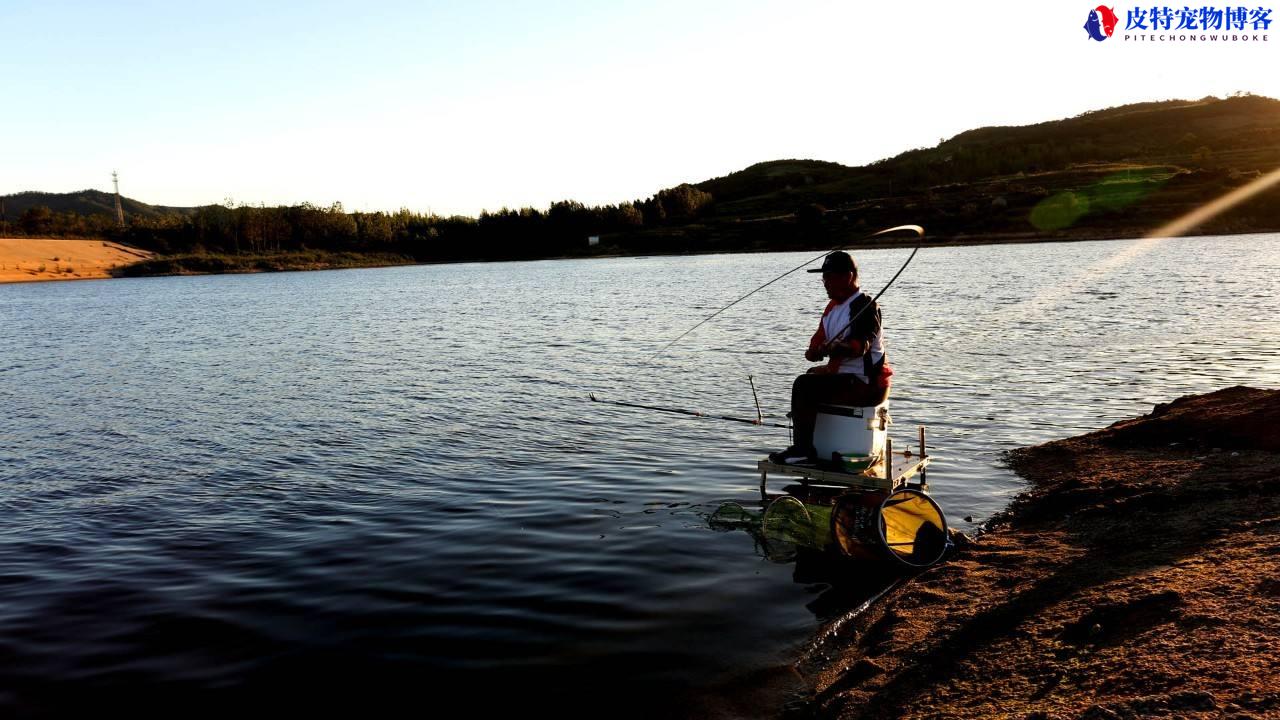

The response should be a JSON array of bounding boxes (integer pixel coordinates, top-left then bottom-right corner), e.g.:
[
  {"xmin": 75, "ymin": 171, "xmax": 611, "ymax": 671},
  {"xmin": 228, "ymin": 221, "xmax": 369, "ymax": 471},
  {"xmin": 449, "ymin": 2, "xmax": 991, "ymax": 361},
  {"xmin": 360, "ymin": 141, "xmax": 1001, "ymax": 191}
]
[{"xmin": 797, "ymin": 387, "xmax": 1280, "ymax": 720}]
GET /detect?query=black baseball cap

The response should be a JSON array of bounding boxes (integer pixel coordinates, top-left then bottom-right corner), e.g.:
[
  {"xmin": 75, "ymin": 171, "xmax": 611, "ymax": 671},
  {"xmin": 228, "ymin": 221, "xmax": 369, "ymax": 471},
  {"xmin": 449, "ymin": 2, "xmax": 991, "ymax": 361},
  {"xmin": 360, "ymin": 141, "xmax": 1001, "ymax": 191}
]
[{"xmin": 808, "ymin": 250, "xmax": 856, "ymax": 274}]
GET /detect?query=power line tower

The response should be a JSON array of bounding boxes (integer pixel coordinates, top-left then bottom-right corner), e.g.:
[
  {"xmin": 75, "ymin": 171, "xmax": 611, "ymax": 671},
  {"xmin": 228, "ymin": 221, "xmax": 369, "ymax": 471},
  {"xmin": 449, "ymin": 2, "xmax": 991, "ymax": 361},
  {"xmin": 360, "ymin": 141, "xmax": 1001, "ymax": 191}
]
[{"xmin": 112, "ymin": 170, "xmax": 125, "ymax": 227}]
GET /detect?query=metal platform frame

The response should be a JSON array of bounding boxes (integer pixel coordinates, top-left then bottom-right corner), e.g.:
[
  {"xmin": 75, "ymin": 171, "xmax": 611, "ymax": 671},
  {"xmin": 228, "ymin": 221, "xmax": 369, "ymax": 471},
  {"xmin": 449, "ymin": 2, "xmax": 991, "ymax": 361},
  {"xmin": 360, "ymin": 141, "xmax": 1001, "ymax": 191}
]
[{"xmin": 758, "ymin": 427, "xmax": 931, "ymax": 498}]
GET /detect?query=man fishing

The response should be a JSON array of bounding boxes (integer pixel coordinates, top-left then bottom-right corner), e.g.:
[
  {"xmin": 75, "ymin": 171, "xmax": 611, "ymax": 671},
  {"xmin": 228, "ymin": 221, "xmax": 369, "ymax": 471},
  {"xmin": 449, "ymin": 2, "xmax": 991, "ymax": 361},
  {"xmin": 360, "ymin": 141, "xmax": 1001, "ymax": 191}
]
[{"xmin": 770, "ymin": 250, "xmax": 892, "ymax": 463}]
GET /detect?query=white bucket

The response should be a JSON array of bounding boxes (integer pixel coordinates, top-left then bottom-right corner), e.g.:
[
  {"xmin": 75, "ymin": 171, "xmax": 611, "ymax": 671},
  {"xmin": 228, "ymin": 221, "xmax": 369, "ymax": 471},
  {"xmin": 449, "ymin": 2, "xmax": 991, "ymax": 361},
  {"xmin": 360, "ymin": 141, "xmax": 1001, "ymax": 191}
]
[{"xmin": 813, "ymin": 403, "xmax": 888, "ymax": 467}]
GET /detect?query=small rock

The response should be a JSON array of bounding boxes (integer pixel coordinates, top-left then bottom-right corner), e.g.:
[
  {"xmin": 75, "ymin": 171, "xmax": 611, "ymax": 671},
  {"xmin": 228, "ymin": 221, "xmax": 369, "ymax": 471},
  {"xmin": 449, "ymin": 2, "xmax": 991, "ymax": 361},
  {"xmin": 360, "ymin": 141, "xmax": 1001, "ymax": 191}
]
[
  {"xmin": 1231, "ymin": 451, "xmax": 1240, "ymax": 457},
  {"xmin": 963, "ymin": 515, "xmax": 974, "ymax": 523},
  {"xmin": 1088, "ymin": 623, "xmax": 1104, "ymax": 638},
  {"xmin": 1082, "ymin": 705, "xmax": 1120, "ymax": 720},
  {"xmin": 1169, "ymin": 690, "xmax": 1217, "ymax": 710},
  {"xmin": 851, "ymin": 658, "xmax": 886, "ymax": 677}
]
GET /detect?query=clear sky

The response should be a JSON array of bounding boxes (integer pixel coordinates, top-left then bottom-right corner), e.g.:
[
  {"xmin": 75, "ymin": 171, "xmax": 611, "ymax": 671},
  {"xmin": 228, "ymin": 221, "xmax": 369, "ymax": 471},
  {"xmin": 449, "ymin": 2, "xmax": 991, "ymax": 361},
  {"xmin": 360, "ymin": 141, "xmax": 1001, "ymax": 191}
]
[{"xmin": 3, "ymin": 0, "xmax": 1277, "ymax": 215}]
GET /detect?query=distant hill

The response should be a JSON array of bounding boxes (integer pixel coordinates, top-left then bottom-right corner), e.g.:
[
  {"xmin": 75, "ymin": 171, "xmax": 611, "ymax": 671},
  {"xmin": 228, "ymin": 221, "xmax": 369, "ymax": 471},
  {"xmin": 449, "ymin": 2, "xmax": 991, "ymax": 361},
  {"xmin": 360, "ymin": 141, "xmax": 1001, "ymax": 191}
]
[
  {"xmin": 690, "ymin": 94, "xmax": 1280, "ymax": 222},
  {"xmin": 0, "ymin": 189, "xmax": 198, "ymax": 221}
]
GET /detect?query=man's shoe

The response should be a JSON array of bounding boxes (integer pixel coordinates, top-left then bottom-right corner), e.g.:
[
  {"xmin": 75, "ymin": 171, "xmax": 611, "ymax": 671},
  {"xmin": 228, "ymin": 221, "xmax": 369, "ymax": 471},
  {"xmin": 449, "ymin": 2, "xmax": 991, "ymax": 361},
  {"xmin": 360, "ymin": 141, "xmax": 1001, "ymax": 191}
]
[{"xmin": 769, "ymin": 445, "xmax": 815, "ymax": 464}]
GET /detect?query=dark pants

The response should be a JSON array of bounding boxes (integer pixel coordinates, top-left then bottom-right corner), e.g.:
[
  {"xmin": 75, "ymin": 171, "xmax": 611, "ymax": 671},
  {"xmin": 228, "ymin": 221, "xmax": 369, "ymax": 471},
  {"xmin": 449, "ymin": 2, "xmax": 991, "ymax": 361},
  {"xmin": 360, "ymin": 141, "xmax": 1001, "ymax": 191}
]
[{"xmin": 790, "ymin": 373, "xmax": 890, "ymax": 453}]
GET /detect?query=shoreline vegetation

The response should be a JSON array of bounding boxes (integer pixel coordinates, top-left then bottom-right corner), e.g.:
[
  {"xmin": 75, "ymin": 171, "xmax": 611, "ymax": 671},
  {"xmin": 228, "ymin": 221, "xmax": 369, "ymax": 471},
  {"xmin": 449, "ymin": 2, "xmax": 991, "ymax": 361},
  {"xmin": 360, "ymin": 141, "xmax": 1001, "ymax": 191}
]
[
  {"xmin": 109, "ymin": 250, "xmax": 418, "ymax": 278},
  {"xmin": 2, "ymin": 225, "xmax": 1274, "ymax": 284},
  {"xmin": 4, "ymin": 95, "xmax": 1280, "ymax": 282},
  {"xmin": 2, "ymin": 215, "xmax": 1279, "ymax": 285},
  {"xmin": 799, "ymin": 387, "xmax": 1280, "ymax": 720}
]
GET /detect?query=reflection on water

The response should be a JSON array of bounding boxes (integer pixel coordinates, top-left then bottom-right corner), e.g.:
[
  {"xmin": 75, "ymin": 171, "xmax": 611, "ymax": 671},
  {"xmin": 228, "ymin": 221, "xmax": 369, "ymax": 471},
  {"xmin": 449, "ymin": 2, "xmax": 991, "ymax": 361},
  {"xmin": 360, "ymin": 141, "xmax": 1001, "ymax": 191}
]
[{"xmin": 0, "ymin": 234, "xmax": 1277, "ymax": 716}]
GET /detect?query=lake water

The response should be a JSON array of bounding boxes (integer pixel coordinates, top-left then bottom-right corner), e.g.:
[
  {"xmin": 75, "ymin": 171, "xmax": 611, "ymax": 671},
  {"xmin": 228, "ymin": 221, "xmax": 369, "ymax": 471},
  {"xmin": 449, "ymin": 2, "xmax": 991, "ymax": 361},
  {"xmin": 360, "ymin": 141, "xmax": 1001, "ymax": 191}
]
[{"xmin": 2, "ymin": 234, "xmax": 1277, "ymax": 716}]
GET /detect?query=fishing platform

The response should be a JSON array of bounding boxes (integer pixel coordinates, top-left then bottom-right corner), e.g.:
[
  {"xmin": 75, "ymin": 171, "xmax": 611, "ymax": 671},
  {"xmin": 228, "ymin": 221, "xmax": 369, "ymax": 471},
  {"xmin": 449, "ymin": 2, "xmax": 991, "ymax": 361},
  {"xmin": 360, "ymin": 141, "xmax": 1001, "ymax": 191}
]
[
  {"xmin": 750, "ymin": 405, "xmax": 947, "ymax": 569},
  {"xmin": 758, "ymin": 404, "xmax": 931, "ymax": 497}
]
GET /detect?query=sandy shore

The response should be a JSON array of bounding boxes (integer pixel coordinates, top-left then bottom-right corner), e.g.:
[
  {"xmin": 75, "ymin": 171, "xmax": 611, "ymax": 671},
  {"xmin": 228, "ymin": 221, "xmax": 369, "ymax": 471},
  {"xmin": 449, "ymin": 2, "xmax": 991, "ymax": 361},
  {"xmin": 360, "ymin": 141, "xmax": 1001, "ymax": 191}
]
[
  {"xmin": 799, "ymin": 387, "xmax": 1280, "ymax": 720},
  {"xmin": 0, "ymin": 238, "xmax": 152, "ymax": 283}
]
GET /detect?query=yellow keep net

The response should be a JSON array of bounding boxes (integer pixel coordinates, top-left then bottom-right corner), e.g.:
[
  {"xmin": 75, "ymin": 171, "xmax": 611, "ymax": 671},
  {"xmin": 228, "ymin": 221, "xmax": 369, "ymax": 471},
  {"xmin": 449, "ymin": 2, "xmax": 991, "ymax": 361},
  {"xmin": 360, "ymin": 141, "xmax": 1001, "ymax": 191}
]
[{"xmin": 880, "ymin": 490, "xmax": 949, "ymax": 567}]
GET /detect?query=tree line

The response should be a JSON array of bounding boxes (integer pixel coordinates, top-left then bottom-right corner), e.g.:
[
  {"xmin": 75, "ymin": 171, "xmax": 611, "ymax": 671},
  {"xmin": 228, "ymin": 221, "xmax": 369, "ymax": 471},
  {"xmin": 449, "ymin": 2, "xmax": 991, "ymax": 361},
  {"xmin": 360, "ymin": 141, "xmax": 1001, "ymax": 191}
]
[
  {"xmin": 1, "ymin": 205, "xmax": 121, "ymax": 238},
  {"xmin": 2, "ymin": 184, "xmax": 715, "ymax": 262}
]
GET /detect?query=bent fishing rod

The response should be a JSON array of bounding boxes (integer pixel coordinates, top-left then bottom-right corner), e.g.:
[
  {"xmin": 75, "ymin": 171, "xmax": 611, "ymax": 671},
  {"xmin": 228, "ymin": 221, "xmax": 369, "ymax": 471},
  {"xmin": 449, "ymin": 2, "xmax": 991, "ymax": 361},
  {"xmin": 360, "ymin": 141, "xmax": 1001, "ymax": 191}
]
[
  {"xmin": 588, "ymin": 224, "xmax": 927, "ymax": 430},
  {"xmin": 648, "ymin": 224, "xmax": 925, "ymax": 358},
  {"xmin": 819, "ymin": 226, "xmax": 925, "ymax": 352}
]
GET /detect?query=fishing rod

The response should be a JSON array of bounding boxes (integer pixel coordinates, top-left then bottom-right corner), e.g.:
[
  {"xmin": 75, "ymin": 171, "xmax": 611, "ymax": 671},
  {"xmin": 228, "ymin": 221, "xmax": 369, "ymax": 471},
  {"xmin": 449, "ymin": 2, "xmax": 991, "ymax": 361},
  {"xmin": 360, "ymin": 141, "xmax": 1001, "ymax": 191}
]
[
  {"xmin": 649, "ymin": 224, "xmax": 926, "ymax": 358},
  {"xmin": 588, "ymin": 393, "xmax": 791, "ymax": 429}
]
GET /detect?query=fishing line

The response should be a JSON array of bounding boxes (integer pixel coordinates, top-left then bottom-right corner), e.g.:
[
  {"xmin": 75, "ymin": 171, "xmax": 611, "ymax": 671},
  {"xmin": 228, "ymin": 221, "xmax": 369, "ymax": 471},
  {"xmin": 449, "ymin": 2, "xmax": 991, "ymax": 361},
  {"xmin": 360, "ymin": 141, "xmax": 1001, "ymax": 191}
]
[{"xmin": 648, "ymin": 224, "xmax": 925, "ymax": 358}]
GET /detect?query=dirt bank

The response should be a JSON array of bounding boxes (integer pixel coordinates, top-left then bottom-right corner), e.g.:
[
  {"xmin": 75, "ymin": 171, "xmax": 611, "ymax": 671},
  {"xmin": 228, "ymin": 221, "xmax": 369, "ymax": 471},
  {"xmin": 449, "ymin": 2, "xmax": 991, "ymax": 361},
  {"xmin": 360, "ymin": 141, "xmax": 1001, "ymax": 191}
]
[
  {"xmin": 0, "ymin": 238, "xmax": 152, "ymax": 282},
  {"xmin": 800, "ymin": 386, "xmax": 1280, "ymax": 720}
]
